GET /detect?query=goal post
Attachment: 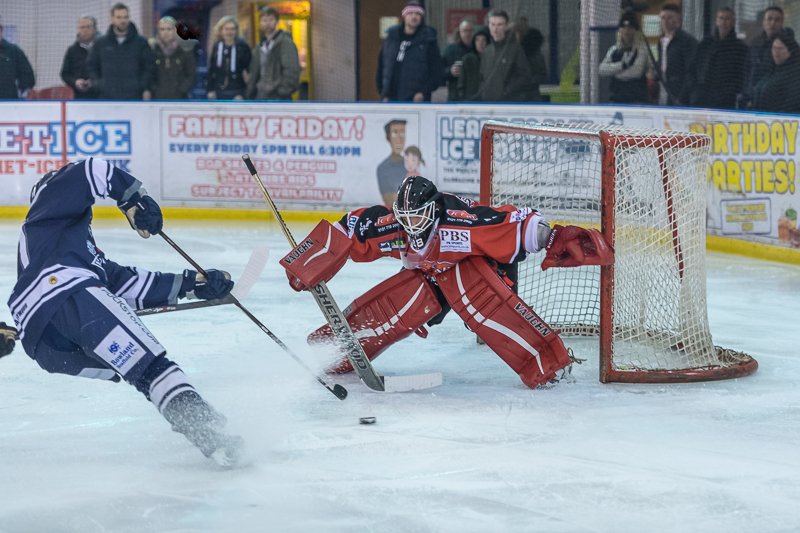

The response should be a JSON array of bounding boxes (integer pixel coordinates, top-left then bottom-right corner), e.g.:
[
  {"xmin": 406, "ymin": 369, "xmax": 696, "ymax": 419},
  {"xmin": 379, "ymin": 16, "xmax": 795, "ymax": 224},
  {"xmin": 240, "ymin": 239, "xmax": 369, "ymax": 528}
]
[{"xmin": 479, "ymin": 121, "xmax": 758, "ymax": 383}]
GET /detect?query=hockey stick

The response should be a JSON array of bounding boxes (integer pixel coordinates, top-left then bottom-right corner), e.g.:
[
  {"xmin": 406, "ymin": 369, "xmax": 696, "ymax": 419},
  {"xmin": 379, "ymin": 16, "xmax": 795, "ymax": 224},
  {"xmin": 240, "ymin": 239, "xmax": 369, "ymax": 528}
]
[
  {"xmin": 9, "ymin": 247, "xmax": 270, "ymax": 341},
  {"xmin": 241, "ymin": 153, "xmax": 442, "ymax": 393},
  {"xmin": 136, "ymin": 246, "xmax": 269, "ymax": 316},
  {"xmin": 159, "ymin": 231, "xmax": 348, "ymax": 401}
]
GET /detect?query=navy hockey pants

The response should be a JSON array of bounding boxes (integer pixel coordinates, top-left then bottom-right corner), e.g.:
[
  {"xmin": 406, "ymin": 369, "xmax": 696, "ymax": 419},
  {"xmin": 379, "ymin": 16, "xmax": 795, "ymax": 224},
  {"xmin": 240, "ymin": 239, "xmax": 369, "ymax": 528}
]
[{"xmin": 32, "ymin": 286, "xmax": 166, "ymax": 384}]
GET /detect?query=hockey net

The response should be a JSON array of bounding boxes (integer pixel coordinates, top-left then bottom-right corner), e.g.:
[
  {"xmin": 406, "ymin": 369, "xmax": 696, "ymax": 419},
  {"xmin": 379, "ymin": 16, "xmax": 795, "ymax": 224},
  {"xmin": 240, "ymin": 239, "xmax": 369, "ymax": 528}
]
[{"xmin": 480, "ymin": 121, "xmax": 757, "ymax": 383}]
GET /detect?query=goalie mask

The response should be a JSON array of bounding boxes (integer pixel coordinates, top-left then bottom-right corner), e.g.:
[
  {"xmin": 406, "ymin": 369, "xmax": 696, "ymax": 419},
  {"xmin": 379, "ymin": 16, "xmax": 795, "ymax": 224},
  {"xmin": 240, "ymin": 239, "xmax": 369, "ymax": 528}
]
[{"xmin": 394, "ymin": 175, "xmax": 441, "ymax": 251}]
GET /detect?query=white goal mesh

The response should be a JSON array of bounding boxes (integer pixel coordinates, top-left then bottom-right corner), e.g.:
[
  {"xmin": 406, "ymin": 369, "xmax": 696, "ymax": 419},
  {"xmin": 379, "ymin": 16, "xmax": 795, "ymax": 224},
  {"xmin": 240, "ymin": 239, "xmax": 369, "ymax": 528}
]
[{"xmin": 481, "ymin": 121, "xmax": 757, "ymax": 383}]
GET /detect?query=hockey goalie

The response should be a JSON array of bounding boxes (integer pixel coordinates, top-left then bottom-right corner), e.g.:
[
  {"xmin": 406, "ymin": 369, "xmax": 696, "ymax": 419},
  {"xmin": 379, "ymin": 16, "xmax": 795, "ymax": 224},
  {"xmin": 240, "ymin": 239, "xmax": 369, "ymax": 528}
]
[{"xmin": 281, "ymin": 176, "xmax": 614, "ymax": 388}]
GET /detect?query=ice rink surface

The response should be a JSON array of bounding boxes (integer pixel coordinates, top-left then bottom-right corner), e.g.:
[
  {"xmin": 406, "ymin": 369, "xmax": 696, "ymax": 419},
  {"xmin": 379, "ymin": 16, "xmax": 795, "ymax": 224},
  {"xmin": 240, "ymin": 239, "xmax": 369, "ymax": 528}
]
[{"xmin": 1, "ymin": 218, "xmax": 799, "ymax": 533}]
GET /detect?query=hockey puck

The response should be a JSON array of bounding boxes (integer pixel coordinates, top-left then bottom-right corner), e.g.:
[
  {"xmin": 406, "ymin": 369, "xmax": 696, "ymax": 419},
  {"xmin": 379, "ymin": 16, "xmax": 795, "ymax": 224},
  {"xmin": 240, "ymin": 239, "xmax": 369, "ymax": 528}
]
[{"xmin": 359, "ymin": 417, "xmax": 376, "ymax": 425}]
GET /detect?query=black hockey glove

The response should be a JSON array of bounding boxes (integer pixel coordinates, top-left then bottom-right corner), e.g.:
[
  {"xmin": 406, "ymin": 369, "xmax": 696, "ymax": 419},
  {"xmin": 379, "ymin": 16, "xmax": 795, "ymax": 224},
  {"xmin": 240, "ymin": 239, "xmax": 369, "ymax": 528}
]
[
  {"xmin": 181, "ymin": 269, "xmax": 234, "ymax": 300},
  {"xmin": 0, "ymin": 322, "xmax": 17, "ymax": 358},
  {"xmin": 119, "ymin": 192, "xmax": 163, "ymax": 239}
]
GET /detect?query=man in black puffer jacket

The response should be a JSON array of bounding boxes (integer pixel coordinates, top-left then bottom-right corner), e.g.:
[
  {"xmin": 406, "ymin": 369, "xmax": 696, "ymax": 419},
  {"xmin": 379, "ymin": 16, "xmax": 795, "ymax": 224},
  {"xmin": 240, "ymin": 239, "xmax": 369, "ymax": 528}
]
[
  {"xmin": 377, "ymin": 1, "xmax": 443, "ymax": 102},
  {"xmin": 685, "ymin": 7, "xmax": 747, "ymax": 110},
  {"xmin": 87, "ymin": 3, "xmax": 155, "ymax": 100}
]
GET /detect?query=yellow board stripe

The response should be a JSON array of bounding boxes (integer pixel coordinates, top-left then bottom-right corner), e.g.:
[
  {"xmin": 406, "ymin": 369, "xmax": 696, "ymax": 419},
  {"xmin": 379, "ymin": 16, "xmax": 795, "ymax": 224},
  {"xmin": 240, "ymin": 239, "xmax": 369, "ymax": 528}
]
[
  {"xmin": 1, "ymin": 207, "xmax": 799, "ymax": 265},
  {"xmin": 707, "ymin": 235, "xmax": 800, "ymax": 266}
]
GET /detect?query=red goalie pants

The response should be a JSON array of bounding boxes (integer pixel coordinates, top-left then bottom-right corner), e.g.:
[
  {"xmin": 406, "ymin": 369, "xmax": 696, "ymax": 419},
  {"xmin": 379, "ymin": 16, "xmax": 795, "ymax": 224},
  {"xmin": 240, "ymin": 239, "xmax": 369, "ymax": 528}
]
[{"xmin": 436, "ymin": 256, "xmax": 572, "ymax": 388}]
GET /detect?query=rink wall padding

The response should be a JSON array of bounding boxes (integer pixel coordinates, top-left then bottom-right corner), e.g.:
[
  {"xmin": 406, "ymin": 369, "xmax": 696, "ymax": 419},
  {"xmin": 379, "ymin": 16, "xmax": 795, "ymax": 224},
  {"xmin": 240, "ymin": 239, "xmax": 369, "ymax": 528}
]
[{"xmin": 0, "ymin": 101, "xmax": 798, "ymax": 263}]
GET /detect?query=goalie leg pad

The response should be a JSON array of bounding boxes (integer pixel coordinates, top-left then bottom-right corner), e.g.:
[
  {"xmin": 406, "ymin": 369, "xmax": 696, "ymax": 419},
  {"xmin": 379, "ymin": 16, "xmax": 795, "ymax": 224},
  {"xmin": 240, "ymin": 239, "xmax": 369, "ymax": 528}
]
[
  {"xmin": 308, "ymin": 269, "xmax": 442, "ymax": 374},
  {"xmin": 436, "ymin": 256, "xmax": 571, "ymax": 388}
]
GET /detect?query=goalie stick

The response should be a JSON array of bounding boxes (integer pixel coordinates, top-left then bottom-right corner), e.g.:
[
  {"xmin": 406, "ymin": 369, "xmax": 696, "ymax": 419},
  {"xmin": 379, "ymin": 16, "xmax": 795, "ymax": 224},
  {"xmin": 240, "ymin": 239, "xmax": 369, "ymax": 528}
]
[
  {"xmin": 136, "ymin": 246, "xmax": 269, "ymax": 316},
  {"xmin": 159, "ymin": 231, "xmax": 348, "ymax": 401},
  {"xmin": 241, "ymin": 153, "xmax": 442, "ymax": 394}
]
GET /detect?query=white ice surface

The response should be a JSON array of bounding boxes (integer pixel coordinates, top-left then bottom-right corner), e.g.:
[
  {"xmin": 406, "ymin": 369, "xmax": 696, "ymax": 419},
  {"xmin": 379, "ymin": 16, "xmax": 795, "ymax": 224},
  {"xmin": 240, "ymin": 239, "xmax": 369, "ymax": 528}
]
[{"xmin": 1, "ymin": 219, "xmax": 799, "ymax": 533}]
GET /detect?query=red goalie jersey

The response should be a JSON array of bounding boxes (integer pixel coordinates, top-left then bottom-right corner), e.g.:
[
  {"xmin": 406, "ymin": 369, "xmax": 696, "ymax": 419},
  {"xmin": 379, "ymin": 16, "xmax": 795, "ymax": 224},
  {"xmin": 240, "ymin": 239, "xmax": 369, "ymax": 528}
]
[{"xmin": 334, "ymin": 193, "xmax": 546, "ymax": 277}]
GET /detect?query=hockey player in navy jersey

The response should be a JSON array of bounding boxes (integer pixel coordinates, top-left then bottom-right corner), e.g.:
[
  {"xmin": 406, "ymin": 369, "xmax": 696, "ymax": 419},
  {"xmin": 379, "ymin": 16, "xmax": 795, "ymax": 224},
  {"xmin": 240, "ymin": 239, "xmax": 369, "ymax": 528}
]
[{"xmin": 7, "ymin": 158, "xmax": 242, "ymax": 466}]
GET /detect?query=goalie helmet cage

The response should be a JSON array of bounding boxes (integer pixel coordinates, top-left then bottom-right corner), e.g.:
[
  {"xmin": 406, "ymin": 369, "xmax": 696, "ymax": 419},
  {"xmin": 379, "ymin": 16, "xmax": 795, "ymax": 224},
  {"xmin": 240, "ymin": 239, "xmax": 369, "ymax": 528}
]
[{"xmin": 479, "ymin": 121, "xmax": 758, "ymax": 384}]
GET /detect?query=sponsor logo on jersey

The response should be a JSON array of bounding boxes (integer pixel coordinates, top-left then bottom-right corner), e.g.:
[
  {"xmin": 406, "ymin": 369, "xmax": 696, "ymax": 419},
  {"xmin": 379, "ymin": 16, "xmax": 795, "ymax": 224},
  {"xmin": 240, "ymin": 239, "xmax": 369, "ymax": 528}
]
[
  {"xmin": 378, "ymin": 237, "xmax": 407, "ymax": 253},
  {"xmin": 282, "ymin": 238, "xmax": 314, "ymax": 266},
  {"xmin": 346, "ymin": 215, "xmax": 358, "ymax": 237},
  {"xmin": 377, "ymin": 213, "xmax": 397, "ymax": 226},
  {"xmin": 446, "ymin": 209, "xmax": 477, "ymax": 221},
  {"xmin": 438, "ymin": 229, "xmax": 472, "ymax": 253},
  {"xmin": 95, "ymin": 325, "xmax": 146, "ymax": 374},
  {"xmin": 513, "ymin": 302, "xmax": 551, "ymax": 336},
  {"xmin": 509, "ymin": 208, "xmax": 531, "ymax": 223},
  {"xmin": 359, "ymin": 219, "xmax": 373, "ymax": 236}
]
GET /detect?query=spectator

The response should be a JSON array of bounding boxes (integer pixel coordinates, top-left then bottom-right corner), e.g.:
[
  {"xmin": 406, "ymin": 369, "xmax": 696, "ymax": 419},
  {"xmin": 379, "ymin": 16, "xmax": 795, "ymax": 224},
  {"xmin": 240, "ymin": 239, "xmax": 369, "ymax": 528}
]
[
  {"xmin": 685, "ymin": 7, "xmax": 747, "ymax": 109},
  {"xmin": 60, "ymin": 16, "xmax": 100, "ymax": 99},
  {"xmin": 458, "ymin": 25, "xmax": 491, "ymax": 101},
  {"xmin": 206, "ymin": 16, "xmax": 251, "ymax": 100},
  {"xmin": 753, "ymin": 29, "xmax": 800, "ymax": 113},
  {"xmin": 513, "ymin": 16, "xmax": 547, "ymax": 102},
  {"xmin": 599, "ymin": 11, "xmax": 650, "ymax": 104},
  {"xmin": 245, "ymin": 7, "xmax": 300, "ymax": 101},
  {"xmin": 477, "ymin": 9, "xmax": 536, "ymax": 102},
  {"xmin": 441, "ymin": 18, "xmax": 474, "ymax": 101},
  {"xmin": 0, "ymin": 22, "xmax": 35, "ymax": 99},
  {"xmin": 149, "ymin": 17, "xmax": 196, "ymax": 100},
  {"xmin": 654, "ymin": 3, "xmax": 697, "ymax": 106},
  {"xmin": 87, "ymin": 3, "xmax": 155, "ymax": 100},
  {"xmin": 376, "ymin": 0, "xmax": 443, "ymax": 102},
  {"xmin": 741, "ymin": 6, "xmax": 785, "ymax": 108}
]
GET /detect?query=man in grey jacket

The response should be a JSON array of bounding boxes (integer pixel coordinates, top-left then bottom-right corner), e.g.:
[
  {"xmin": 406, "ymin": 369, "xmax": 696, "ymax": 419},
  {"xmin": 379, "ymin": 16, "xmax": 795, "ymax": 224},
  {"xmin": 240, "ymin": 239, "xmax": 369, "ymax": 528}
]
[
  {"xmin": 246, "ymin": 7, "xmax": 300, "ymax": 101},
  {"xmin": 476, "ymin": 10, "xmax": 535, "ymax": 102}
]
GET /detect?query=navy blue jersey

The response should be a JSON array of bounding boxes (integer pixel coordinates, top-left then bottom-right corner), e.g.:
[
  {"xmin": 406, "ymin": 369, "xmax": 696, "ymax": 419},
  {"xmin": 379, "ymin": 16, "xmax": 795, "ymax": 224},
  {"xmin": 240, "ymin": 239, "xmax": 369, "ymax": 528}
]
[{"xmin": 8, "ymin": 158, "xmax": 182, "ymax": 354}]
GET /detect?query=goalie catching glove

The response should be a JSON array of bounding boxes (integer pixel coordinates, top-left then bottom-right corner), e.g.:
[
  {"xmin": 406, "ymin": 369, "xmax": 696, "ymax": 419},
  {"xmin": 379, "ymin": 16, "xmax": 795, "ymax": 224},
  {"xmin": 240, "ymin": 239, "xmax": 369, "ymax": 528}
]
[
  {"xmin": 541, "ymin": 224, "xmax": 614, "ymax": 271},
  {"xmin": 118, "ymin": 190, "xmax": 163, "ymax": 239},
  {"xmin": 180, "ymin": 269, "xmax": 234, "ymax": 300},
  {"xmin": 281, "ymin": 220, "xmax": 353, "ymax": 292},
  {"xmin": 0, "ymin": 322, "xmax": 17, "ymax": 358}
]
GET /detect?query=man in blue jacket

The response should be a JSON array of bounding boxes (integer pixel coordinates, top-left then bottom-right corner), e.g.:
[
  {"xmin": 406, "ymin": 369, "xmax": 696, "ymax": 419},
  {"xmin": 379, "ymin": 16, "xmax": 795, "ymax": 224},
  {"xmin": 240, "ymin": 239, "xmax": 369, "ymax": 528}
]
[
  {"xmin": 87, "ymin": 2, "xmax": 155, "ymax": 100},
  {"xmin": 376, "ymin": 0, "xmax": 443, "ymax": 102},
  {"xmin": 7, "ymin": 158, "xmax": 242, "ymax": 466}
]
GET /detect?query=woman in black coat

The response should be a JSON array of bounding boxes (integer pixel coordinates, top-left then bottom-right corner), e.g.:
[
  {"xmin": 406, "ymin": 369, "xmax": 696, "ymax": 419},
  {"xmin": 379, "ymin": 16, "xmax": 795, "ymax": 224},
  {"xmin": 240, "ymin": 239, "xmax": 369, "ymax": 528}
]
[{"xmin": 753, "ymin": 29, "xmax": 800, "ymax": 114}]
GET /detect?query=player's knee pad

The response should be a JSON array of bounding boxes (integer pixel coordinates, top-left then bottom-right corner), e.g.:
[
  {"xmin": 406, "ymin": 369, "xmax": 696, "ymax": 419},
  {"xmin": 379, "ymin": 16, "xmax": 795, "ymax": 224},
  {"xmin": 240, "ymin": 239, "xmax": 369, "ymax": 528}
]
[
  {"xmin": 436, "ymin": 256, "xmax": 572, "ymax": 388},
  {"xmin": 308, "ymin": 269, "xmax": 442, "ymax": 374}
]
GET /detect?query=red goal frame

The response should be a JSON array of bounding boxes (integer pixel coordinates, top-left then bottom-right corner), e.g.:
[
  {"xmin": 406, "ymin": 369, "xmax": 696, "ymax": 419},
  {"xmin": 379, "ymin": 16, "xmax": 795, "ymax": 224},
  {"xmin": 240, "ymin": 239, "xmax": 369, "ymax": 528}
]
[{"xmin": 479, "ymin": 121, "xmax": 758, "ymax": 384}]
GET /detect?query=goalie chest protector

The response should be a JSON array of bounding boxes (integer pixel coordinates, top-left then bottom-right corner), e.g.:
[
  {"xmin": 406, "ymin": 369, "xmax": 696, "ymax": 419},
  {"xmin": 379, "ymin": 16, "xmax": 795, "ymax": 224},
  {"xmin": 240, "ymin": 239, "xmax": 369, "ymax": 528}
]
[{"xmin": 436, "ymin": 256, "xmax": 572, "ymax": 387}]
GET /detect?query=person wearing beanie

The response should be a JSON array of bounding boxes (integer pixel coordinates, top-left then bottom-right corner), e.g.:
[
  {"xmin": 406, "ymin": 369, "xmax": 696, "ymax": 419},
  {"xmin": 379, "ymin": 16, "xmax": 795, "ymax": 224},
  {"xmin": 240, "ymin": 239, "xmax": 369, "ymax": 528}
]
[
  {"xmin": 598, "ymin": 11, "xmax": 651, "ymax": 104},
  {"xmin": 377, "ymin": 0, "xmax": 443, "ymax": 102},
  {"xmin": 457, "ymin": 25, "xmax": 491, "ymax": 101},
  {"xmin": 753, "ymin": 28, "xmax": 800, "ymax": 113}
]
